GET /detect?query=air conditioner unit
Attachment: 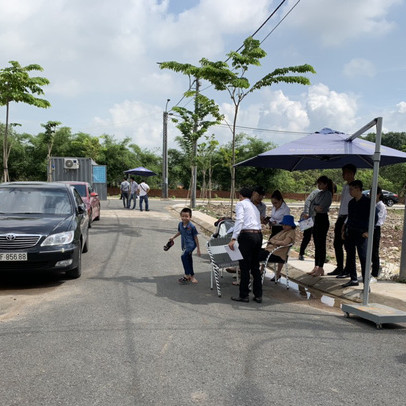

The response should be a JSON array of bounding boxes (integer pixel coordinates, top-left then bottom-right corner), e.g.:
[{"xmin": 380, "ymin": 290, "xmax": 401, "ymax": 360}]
[{"xmin": 64, "ymin": 158, "xmax": 80, "ymax": 169}]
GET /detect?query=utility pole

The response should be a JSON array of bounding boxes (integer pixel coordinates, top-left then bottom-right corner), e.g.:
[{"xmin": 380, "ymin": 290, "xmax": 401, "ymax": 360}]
[
  {"xmin": 162, "ymin": 99, "xmax": 170, "ymax": 199},
  {"xmin": 190, "ymin": 78, "xmax": 199, "ymax": 209}
]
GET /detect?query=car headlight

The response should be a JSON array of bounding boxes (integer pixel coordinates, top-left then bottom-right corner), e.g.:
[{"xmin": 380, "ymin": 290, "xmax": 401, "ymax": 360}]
[{"xmin": 41, "ymin": 231, "xmax": 74, "ymax": 246}]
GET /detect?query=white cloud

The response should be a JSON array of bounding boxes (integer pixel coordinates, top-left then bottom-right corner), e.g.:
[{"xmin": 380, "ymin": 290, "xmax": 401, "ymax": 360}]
[
  {"xmin": 343, "ymin": 58, "xmax": 377, "ymax": 78},
  {"xmin": 259, "ymin": 90, "xmax": 309, "ymax": 131},
  {"xmin": 47, "ymin": 79, "xmax": 82, "ymax": 98},
  {"xmin": 283, "ymin": 0, "xmax": 402, "ymax": 46},
  {"xmin": 397, "ymin": 101, "xmax": 406, "ymax": 113},
  {"xmin": 92, "ymin": 100, "xmax": 163, "ymax": 149},
  {"xmin": 0, "ymin": 0, "xmax": 404, "ymax": 150},
  {"xmin": 378, "ymin": 101, "xmax": 406, "ymax": 132},
  {"xmin": 306, "ymin": 83, "xmax": 358, "ymax": 131}
]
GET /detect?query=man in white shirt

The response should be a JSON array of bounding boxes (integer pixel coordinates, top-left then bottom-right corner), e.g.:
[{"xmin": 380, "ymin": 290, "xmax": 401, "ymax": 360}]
[
  {"xmin": 328, "ymin": 164, "xmax": 356, "ymax": 277},
  {"xmin": 371, "ymin": 186, "xmax": 387, "ymax": 281},
  {"xmin": 138, "ymin": 180, "xmax": 150, "ymax": 211},
  {"xmin": 228, "ymin": 187, "xmax": 263, "ymax": 303}
]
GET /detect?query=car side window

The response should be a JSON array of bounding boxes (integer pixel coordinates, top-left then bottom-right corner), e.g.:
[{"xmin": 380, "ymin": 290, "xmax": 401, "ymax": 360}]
[{"xmin": 73, "ymin": 189, "xmax": 84, "ymax": 208}]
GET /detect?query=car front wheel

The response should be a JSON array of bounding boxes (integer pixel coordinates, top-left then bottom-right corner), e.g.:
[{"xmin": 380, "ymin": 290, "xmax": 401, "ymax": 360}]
[
  {"xmin": 66, "ymin": 247, "xmax": 82, "ymax": 279},
  {"xmin": 386, "ymin": 199, "xmax": 394, "ymax": 207}
]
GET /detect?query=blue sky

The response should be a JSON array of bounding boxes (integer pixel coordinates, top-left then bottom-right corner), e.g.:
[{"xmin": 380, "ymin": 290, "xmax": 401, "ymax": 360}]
[{"xmin": 0, "ymin": 0, "xmax": 405, "ymax": 151}]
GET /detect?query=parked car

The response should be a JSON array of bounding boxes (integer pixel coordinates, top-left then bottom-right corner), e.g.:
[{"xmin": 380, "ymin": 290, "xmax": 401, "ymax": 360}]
[
  {"xmin": 362, "ymin": 189, "xmax": 399, "ymax": 207},
  {"xmin": 59, "ymin": 181, "xmax": 100, "ymax": 226},
  {"xmin": 0, "ymin": 182, "xmax": 89, "ymax": 278}
]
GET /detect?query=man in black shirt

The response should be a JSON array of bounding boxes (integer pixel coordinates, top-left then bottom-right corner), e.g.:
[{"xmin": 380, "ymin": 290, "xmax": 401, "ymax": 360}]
[{"xmin": 341, "ymin": 180, "xmax": 371, "ymax": 287}]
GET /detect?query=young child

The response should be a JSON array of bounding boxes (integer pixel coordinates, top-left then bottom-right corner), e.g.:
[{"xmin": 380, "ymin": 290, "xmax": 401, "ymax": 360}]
[{"xmin": 169, "ymin": 207, "xmax": 201, "ymax": 284}]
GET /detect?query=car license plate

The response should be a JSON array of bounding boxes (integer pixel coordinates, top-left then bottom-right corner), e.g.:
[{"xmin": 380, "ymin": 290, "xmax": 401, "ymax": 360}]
[{"xmin": 0, "ymin": 252, "xmax": 28, "ymax": 261}]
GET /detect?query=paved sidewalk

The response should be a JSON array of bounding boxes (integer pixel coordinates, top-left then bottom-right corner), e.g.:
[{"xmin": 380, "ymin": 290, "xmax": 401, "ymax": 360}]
[{"xmin": 171, "ymin": 204, "xmax": 406, "ymax": 312}]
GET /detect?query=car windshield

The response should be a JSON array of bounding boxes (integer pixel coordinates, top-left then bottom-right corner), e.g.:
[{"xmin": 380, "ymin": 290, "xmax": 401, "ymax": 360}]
[
  {"xmin": 72, "ymin": 184, "xmax": 87, "ymax": 198},
  {"xmin": 0, "ymin": 188, "xmax": 73, "ymax": 215}
]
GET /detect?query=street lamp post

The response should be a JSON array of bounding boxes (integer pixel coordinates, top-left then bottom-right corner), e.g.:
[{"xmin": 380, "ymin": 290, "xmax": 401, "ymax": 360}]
[{"xmin": 162, "ymin": 99, "xmax": 170, "ymax": 199}]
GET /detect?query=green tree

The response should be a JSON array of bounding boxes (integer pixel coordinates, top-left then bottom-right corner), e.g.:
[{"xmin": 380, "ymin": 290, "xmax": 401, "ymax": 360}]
[
  {"xmin": 156, "ymin": 61, "xmax": 224, "ymax": 206},
  {"xmin": 198, "ymin": 37, "xmax": 316, "ymax": 214},
  {"xmin": 196, "ymin": 134, "xmax": 219, "ymax": 201},
  {"xmin": 98, "ymin": 135, "xmax": 135, "ymax": 185},
  {"xmin": 41, "ymin": 121, "xmax": 61, "ymax": 181},
  {"xmin": 0, "ymin": 61, "xmax": 50, "ymax": 181},
  {"xmin": 168, "ymin": 147, "xmax": 189, "ymax": 189}
]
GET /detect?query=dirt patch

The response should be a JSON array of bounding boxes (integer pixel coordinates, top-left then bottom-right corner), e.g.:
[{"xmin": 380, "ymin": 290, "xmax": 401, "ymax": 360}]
[
  {"xmin": 196, "ymin": 202, "xmax": 404, "ymax": 280},
  {"xmin": 0, "ymin": 275, "xmax": 80, "ymax": 322}
]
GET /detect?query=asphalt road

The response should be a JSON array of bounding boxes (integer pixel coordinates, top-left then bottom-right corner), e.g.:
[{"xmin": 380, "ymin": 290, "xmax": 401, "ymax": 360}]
[{"xmin": 0, "ymin": 198, "xmax": 405, "ymax": 406}]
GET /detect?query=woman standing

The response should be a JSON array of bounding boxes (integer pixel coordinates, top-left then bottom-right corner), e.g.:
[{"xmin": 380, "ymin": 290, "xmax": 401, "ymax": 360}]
[
  {"xmin": 307, "ymin": 176, "xmax": 333, "ymax": 277},
  {"xmin": 267, "ymin": 190, "xmax": 290, "ymax": 237},
  {"xmin": 298, "ymin": 188, "xmax": 320, "ymax": 260}
]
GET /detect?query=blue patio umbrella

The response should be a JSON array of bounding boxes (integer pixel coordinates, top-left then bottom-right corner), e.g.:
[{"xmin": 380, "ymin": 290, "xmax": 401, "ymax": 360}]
[
  {"xmin": 236, "ymin": 121, "xmax": 406, "ymax": 324},
  {"xmin": 236, "ymin": 128, "xmax": 406, "ymax": 170},
  {"xmin": 124, "ymin": 166, "xmax": 157, "ymax": 177}
]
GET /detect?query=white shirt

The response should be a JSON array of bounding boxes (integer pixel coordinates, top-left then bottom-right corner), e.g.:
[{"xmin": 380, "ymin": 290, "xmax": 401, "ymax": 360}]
[
  {"xmin": 232, "ymin": 198, "xmax": 261, "ymax": 240},
  {"xmin": 376, "ymin": 200, "xmax": 387, "ymax": 226},
  {"xmin": 120, "ymin": 180, "xmax": 129, "ymax": 192},
  {"xmin": 339, "ymin": 183, "xmax": 351, "ymax": 216},
  {"xmin": 269, "ymin": 201, "xmax": 290, "ymax": 225},
  {"xmin": 130, "ymin": 181, "xmax": 138, "ymax": 194},
  {"xmin": 138, "ymin": 182, "xmax": 150, "ymax": 197}
]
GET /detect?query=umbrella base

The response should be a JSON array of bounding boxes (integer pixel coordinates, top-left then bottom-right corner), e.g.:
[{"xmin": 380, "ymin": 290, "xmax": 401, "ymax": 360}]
[{"xmin": 342, "ymin": 302, "xmax": 406, "ymax": 329}]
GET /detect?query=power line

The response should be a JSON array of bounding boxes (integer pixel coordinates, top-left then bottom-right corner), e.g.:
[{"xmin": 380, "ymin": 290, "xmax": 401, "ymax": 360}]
[
  {"xmin": 215, "ymin": 122, "xmax": 309, "ymax": 136},
  {"xmin": 170, "ymin": 0, "xmax": 301, "ymax": 113},
  {"xmin": 194, "ymin": 0, "xmax": 300, "ymax": 95},
  {"xmin": 260, "ymin": 0, "xmax": 301, "ymax": 45},
  {"xmin": 235, "ymin": 0, "xmax": 288, "ymax": 53}
]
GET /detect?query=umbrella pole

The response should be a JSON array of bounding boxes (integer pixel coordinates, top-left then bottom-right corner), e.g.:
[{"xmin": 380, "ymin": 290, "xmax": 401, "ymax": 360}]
[
  {"xmin": 342, "ymin": 118, "xmax": 406, "ymax": 328},
  {"xmin": 362, "ymin": 117, "xmax": 382, "ymax": 305}
]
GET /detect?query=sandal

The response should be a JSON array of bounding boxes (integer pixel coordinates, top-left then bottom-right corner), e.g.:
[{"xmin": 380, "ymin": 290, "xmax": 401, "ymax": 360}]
[
  {"xmin": 178, "ymin": 277, "xmax": 189, "ymax": 284},
  {"xmin": 232, "ymin": 281, "xmax": 240, "ymax": 286}
]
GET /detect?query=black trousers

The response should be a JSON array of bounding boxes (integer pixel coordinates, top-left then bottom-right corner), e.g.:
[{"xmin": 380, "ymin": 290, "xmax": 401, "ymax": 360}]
[
  {"xmin": 344, "ymin": 230, "xmax": 367, "ymax": 281},
  {"xmin": 333, "ymin": 215, "xmax": 347, "ymax": 271},
  {"xmin": 122, "ymin": 191, "xmax": 129, "ymax": 207},
  {"xmin": 371, "ymin": 226, "xmax": 381, "ymax": 277},
  {"xmin": 238, "ymin": 232, "xmax": 263, "ymax": 299},
  {"xmin": 313, "ymin": 213, "xmax": 329, "ymax": 267},
  {"xmin": 299, "ymin": 227, "xmax": 313, "ymax": 256}
]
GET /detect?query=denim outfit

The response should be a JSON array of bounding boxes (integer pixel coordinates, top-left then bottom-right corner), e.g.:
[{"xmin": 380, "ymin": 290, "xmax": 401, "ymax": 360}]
[
  {"xmin": 128, "ymin": 181, "xmax": 138, "ymax": 209},
  {"xmin": 120, "ymin": 180, "xmax": 130, "ymax": 208},
  {"xmin": 178, "ymin": 221, "xmax": 198, "ymax": 276}
]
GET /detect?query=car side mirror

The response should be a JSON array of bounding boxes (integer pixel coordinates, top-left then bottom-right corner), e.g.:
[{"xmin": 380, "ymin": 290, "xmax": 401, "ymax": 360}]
[
  {"xmin": 77, "ymin": 204, "xmax": 86, "ymax": 214},
  {"xmin": 90, "ymin": 192, "xmax": 98, "ymax": 197}
]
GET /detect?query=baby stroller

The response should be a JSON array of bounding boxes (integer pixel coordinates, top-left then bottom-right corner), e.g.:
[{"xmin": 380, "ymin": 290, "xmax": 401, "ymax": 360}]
[
  {"xmin": 207, "ymin": 217, "xmax": 237, "ymax": 297},
  {"xmin": 212, "ymin": 217, "xmax": 235, "ymax": 239}
]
